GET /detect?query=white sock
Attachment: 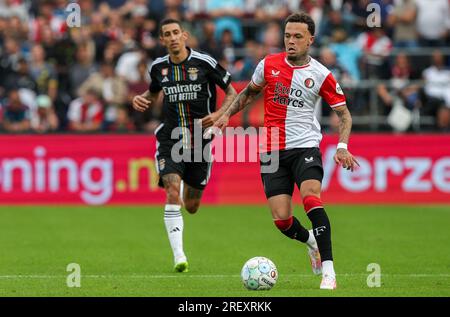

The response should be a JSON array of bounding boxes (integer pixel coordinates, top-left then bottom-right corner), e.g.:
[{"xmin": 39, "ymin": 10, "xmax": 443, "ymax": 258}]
[
  {"xmin": 306, "ymin": 229, "xmax": 317, "ymax": 249},
  {"xmin": 164, "ymin": 204, "xmax": 185, "ymax": 262},
  {"xmin": 322, "ymin": 260, "xmax": 336, "ymax": 278}
]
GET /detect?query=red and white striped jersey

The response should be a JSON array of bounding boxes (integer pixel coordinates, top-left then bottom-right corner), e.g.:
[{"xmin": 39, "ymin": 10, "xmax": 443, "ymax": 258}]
[{"xmin": 251, "ymin": 52, "xmax": 346, "ymax": 152}]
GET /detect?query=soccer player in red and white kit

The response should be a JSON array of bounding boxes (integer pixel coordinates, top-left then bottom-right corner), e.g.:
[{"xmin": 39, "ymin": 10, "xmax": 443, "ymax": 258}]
[{"xmin": 212, "ymin": 12, "xmax": 359, "ymax": 289}]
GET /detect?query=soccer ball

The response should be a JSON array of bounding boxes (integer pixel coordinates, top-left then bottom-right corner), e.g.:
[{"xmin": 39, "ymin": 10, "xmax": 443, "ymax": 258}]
[{"xmin": 241, "ymin": 256, "xmax": 278, "ymax": 290}]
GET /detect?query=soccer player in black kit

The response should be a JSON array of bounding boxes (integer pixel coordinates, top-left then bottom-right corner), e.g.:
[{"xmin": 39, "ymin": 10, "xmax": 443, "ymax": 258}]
[{"xmin": 133, "ymin": 19, "xmax": 237, "ymax": 272}]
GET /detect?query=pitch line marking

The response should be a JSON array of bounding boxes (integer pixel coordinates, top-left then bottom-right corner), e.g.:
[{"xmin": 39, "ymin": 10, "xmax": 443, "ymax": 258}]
[{"xmin": 0, "ymin": 273, "xmax": 449, "ymax": 279}]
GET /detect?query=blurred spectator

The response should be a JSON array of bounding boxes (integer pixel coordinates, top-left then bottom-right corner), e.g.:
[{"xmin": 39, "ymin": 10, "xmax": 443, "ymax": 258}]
[
  {"xmin": 6, "ymin": 15, "xmax": 29, "ymax": 41},
  {"xmin": 105, "ymin": 11, "xmax": 124, "ymax": 41},
  {"xmin": 207, "ymin": 0, "xmax": 245, "ymax": 45},
  {"xmin": 198, "ymin": 21, "xmax": 224, "ymax": 62},
  {"xmin": 0, "ymin": 0, "xmax": 29, "ymax": 23},
  {"xmin": 67, "ymin": 89, "xmax": 104, "ymax": 132},
  {"xmin": 3, "ymin": 58, "xmax": 37, "ymax": 93},
  {"xmin": 90, "ymin": 13, "xmax": 110, "ymax": 63},
  {"xmin": 329, "ymin": 30, "xmax": 362, "ymax": 80},
  {"xmin": 320, "ymin": 47, "xmax": 352, "ymax": 84},
  {"xmin": 347, "ymin": 0, "xmax": 371, "ymax": 36},
  {"xmin": 247, "ymin": 0, "xmax": 290, "ymax": 23},
  {"xmin": 357, "ymin": 27, "xmax": 393, "ymax": 79},
  {"xmin": 127, "ymin": 60, "xmax": 161, "ymax": 133},
  {"xmin": 233, "ymin": 41, "xmax": 266, "ymax": 80},
  {"xmin": 299, "ymin": 0, "xmax": 326, "ymax": 29},
  {"xmin": 2, "ymin": 89, "xmax": 30, "ymax": 133},
  {"xmin": 415, "ymin": 0, "xmax": 450, "ymax": 47},
  {"xmin": 377, "ymin": 53, "xmax": 421, "ymax": 114},
  {"xmin": 421, "ymin": 51, "xmax": 450, "ymax": 130},
  {"xmin": 116, "ymin": 47, "xmax": 148, "ymax": 83},
  {"xmin": 102, "ymin": 40, "xmax": 124, "ymax": 64},
  {"xmin": 317, "ymin": 9, "xmax": 352, "ymax": 46},
  {"xmin": 29, "ymin": 0, "xmax": 66, "ymax": 42},
  {"xmin": 108, "ymin": 106, "xmax": 136, "ymax": 132},
  {"xmin": 30, "ymin": 94, "xmax": 59, "ymax": 133},
  {"xmin": 139, "ymin": 18, "xmax": 158, "ymax": 52},
  {"xmin": 78, "ymin": 62, "xmax": 128, "ymax": 129},
  {"xmin": 29, "ymin": 44, "xmax": 58, "ymax": 101},
  {"xmin": 387, "ymin": 0, "xmax": 418, "ymax": 48},
  {"xmin": 69, "ymin": 44, "xmax": 98, "ymax": 97},
  {"xmin": 260, "ymin": 22, "xmax": 283, "ymax": 55},
  {"xmin": 220, "ymin": 29, "xmax": 240, "ymax": 67},
  {"xmin": 0, "ymin": 37, "xmax": 23, "ymax": 91}
]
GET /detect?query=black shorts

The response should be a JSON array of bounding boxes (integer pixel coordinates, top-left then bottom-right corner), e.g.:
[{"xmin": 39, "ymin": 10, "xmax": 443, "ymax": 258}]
[
  {"xmin": 259, "ymin": 148, "xmax": 324, "ymax": 198},
  {"xmin": 155, "ymin": 141, "xmax": 213, "ymax": 190}
]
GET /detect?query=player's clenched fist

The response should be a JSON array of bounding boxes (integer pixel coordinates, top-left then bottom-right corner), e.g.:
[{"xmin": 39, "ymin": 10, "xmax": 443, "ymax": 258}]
[{"xmin": 132, "ymin": 95, "xmax": 152, "ymax": 112}]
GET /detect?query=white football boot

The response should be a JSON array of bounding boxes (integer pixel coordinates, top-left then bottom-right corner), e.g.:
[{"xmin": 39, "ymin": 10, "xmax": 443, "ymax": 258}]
[
  {"xmin": 174, "ymin": 255, "xmax": 189, "ymax": 273},
  {"xmin": 320, "ymin": 274, "xmax": 337, "ymax": 290}
]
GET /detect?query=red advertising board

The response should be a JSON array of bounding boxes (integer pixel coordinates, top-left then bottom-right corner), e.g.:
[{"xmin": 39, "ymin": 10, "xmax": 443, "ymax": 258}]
[{"xmin": 0, "ymin": 134, "xmax": 448, "ymax": 205}]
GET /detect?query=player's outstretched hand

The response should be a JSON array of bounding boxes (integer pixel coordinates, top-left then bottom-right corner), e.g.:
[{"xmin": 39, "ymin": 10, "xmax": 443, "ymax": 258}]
[
  {"xmin": 200, "ymin": 111, "xmax": 221, "ymax": 129},
  {"xmin": 333, "ymin": 148, "xmax": 360, "ymax": 172},
  {"xmin": 202, "ymin": 114, "xmax": 229, "ymax": 139},
  {"xmin": 213, "ymin": 114, "xmax": 230, "ymax": 132},
  {"xmin": 132, "ymin": 95, "xmax": 152, "ymax": 112}
]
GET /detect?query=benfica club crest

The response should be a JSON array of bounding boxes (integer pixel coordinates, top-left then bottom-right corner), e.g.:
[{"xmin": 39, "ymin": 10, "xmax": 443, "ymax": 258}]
[
  {"xmin": 304, "ymin": 78, "xmax": 315, "ymax": 89},
  {"xmin": 188, "ymin": 67, "xmax": 199, "ymax": 81},
  {"xmin": 161, "ymin": 68, "xmax": 169, "ymax": 82}
]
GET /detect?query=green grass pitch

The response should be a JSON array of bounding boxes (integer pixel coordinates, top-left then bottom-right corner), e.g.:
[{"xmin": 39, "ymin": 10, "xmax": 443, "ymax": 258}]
[{"xmin": 0, "ymin": 205, "xmax": 449, "ymax": 297}]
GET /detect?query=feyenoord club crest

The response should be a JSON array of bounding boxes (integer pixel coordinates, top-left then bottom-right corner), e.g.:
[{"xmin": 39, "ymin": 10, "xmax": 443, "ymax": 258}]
[
  {"xmin": 304, "ymin": 78, "xmax": 315, "ymax": 88},
  {"xmin": 158, "ymin": 158, "xmax": 166, "ymax": 171},
  {"xmin": 188, "ymin": 67, "xmax": 199, "ymax": 81}
]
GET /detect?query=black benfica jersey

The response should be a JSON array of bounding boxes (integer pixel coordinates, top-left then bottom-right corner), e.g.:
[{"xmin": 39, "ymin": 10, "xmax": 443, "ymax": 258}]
[{"xmin": 149, "ymin": 48, "xmax": 231, "ymax": 148}]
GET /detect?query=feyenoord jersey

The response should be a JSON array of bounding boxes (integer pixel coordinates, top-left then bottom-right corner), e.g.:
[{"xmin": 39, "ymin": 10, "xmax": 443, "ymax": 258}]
[
  {"xmin": 251, "ymin": 52, "xmax": 346, "ymax": 152},
  {"xmin": 149, "ymin": 48, "xmax": 231, "ymax": 147}
]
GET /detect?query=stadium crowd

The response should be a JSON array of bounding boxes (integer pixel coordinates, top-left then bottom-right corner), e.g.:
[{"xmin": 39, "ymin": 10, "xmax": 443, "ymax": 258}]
[{"xmin": 0, "ymin": 0, "xmax": 449, "ymax": 134}]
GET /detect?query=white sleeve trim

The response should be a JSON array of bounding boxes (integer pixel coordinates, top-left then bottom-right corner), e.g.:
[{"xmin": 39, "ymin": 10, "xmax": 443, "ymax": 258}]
[
  {"xmin": 329, "ymin": 101, "xmax": 347, "ymax": 108},
  {"xmin": 251, "ymin": 59, "xmax": 266, "ymax": 87}
]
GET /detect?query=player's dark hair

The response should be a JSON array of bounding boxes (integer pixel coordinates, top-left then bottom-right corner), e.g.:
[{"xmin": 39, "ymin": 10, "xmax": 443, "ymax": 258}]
[
  {"xmin": 284, "ymin": 12, "xmax": 315, "ymax": 36},
  {"xmin": 159, "ymin": 18, "xmax": 183, "ymax": 36}
]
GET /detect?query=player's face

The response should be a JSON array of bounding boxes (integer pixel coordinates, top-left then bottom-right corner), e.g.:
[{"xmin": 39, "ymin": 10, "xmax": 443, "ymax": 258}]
[
  {"xmin": 284, "ymin": 22, "xmax": 314, "ymax": 61},
  {"xmin": 160, "ymin": 23, "xmax": 187, "ymax": 55}
]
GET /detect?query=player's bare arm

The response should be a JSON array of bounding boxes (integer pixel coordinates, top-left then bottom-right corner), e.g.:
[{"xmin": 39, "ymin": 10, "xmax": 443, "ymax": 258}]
[
  {"xmin": 213, "ymin": 82, "xmax": 263, "ymax": 131},
  {"xmin": 333, "ymin": 105, "xmax": 360, "ymax": 172},
  {"xmin": 201, "ymin": 85, "xmax": 237, "ymax": 128},
  {"xmin": 132, "ymin": 90, "xmax": 160, "ymax": 112}
]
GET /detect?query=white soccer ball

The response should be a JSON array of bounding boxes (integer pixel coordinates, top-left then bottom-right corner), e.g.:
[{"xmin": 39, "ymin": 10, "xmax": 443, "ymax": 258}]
[{"xmin": 241, "ymin": 256, "xmax": 278, "ymax": 290}]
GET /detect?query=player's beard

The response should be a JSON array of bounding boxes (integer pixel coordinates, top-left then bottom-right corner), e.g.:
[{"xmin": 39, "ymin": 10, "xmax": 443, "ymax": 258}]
[{"xmin": 287, "ymin": 51, "xmax": 310, "ymax": 66}]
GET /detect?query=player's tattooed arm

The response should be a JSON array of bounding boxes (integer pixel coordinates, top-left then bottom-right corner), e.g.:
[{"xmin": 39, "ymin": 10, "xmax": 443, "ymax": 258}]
[
  {"xmin": 207, "ymin": 82, "xmax": 262, "ymax": 132},
  {"xmin": 132, "ymin": 90, "xmax": 160, "ymax": 112},
  {"xmin": 333, "ymin": 105, "xmax": 359, "ymax": 171},
  {"xmin": 218, "ymin": 85, "xmax": 238, "ymax": 115},
  {"xmin": 201, "ymin": 85, "xmax": 237, "ymax": 128},
  {"xmin": 224, "ymin": 82, "xmax": 262, "ymax": 117},
  {"xmin": 333, "ymin": 105, "xmax": 352, "ymax": 144}
]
